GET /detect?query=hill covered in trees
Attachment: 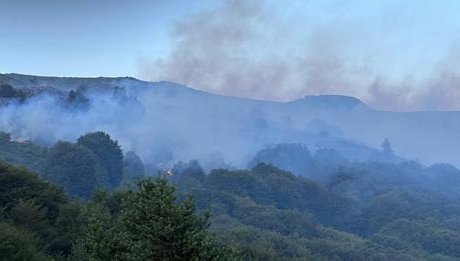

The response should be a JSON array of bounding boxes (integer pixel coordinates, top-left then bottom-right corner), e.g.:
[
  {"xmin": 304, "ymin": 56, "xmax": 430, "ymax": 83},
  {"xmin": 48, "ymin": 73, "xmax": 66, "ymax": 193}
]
[
  {"xmin": 0, "ymin": 131, "xmax": 144, "ymax": 198},
  {"xmin": 171, "ymin": 161, "xmax": 460, "ymax": 260},
  {"xmin": 2, "ymin": 131, "xmax": 460, "ymax": 260},
  {"xmin": 0, "ymin": 161, "xmax": 232, "ymax": 260}
]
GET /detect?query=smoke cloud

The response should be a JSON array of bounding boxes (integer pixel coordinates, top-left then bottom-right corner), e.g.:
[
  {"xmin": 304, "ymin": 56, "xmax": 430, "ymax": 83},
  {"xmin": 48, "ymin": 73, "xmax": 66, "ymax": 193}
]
[
  {"xmin": 140, "ymin": 0, "xmax": 460, "ymax": 111},
  {"xmin": 0, "ymin": 80, "xmax": 308, "ymax": 169},
  {"xmin": 139, "ymin": 0, "xmax": 365, "ymax": 101}
]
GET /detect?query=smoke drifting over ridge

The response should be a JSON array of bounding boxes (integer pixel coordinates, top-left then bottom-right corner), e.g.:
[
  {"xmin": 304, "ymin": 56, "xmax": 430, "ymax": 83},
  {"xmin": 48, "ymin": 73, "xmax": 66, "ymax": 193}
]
[
  {"xmin": 0, "ymin": 77, "xmax": 307, "ymax": 169},
  {"xmin": 3, "ymin": 73, "xmax": 460, "ymax": 170},
  {"xmin": 139, "ymin": 0, "xmax": 362, "ymax": 102},
  {"xmin": 140, "ymin": 0, "xmax": 460, "ymax": 111}
]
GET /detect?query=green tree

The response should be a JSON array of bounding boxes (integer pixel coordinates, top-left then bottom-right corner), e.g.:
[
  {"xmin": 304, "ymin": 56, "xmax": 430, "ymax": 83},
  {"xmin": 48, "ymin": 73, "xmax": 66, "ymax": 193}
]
[
  {"xmin": 0, "ymin": 162, "xmax": 66, "ymax": 219},
  {"xmin": 77, "ymin": 132, "xmax": 123, "ymax": 188},
  {"xmin": 121, "ymin": 176, "xmax": 224, "ymax": 260},
  {"xmin": 0, "ymin": 222, "xmax": 50, "ymax": 261},
  {"xmin": 122, "ymin": 151, "xmax": 145, "ymax": 184},
  {"xmin": 83, "ymin": 203, "xmax": 130, "ymax": 261},
  {"xmin": 9, "ymin": 199, "xmax": 47, "ymax": 232},
  {"xmin": 0, "ymin": 162, "xmax": 77, "ymax": 259},
  {"xmin": 52, "ymin": 201, "xmax": 88, "ymax": 256},
  {"xmin": 84, "ymin": 176, "xmax": 229, "ymax": 260},
  {"xmin": 43, "ymin": 141, "xmax": 108, "ymax": 198}
]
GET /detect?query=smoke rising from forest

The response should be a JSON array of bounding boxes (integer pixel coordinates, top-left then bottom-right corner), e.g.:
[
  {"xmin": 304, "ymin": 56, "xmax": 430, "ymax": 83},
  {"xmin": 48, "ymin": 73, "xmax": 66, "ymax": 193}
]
[
  {"xmin": 2, "ymin": 75, "xmax": 460, "ymax": 171},
  {"xmin": 140, "ymin": 0, "xmax": 460, "ymax": 111}
]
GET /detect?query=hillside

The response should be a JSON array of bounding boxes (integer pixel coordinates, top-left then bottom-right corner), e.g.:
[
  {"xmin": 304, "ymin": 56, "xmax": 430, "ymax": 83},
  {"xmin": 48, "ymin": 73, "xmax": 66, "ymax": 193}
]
[
  {"xmin": 2, "ymin": 135, "xmax": 460, "ymax": 259},
  {"xmin": 1, "ymin": 73, "xmax": 460, "ymax": 169}
]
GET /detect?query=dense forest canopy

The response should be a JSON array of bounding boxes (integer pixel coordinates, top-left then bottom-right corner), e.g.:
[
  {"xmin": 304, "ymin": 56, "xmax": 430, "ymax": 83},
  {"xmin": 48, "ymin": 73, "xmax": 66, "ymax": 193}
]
[{"xmin": 1, "ymin": 130, "xmax": 460, "ymax": 260}]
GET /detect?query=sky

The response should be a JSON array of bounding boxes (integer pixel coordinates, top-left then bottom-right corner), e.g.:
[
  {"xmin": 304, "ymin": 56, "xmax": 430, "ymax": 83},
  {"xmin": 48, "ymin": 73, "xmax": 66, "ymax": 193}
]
[{"xmin": 2, "ymin": 0, "xmax": 460, "ymax": 110}]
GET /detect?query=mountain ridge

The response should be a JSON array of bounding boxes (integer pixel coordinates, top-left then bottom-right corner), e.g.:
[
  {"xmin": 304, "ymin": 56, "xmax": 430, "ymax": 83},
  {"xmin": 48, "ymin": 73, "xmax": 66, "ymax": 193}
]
[
  {"xmin": 1, "ymin": 72, "xmax": 371, "ymax": 110},
  {"xmin": 2, "ymin": 72, "xmax": 460, "ymax": 168}
]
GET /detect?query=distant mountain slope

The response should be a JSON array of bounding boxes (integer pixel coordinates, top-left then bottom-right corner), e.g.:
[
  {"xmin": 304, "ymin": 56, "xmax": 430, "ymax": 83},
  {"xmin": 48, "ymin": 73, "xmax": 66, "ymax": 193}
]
[{"xmin": 1, "ymin": 72, "xmax": 459, "ymax": 168}]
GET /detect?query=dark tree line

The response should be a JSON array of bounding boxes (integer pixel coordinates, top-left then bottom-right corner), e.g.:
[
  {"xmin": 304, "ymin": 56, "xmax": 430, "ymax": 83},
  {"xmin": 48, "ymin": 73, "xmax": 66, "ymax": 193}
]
[
  {"xmin": 3, "ymin": 132, "xmax": 460, "ymax": 259},
  {"xmin": 0, "ymin": 162, "xmax": 232, "ymax": 260},
  {"xmin": 43, "ymin": 131, "xmax": 125, "ymax": 198}
]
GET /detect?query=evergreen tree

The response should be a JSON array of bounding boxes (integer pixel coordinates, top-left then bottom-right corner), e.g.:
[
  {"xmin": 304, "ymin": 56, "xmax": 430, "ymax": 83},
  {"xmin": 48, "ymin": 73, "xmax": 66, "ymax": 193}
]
[
  {"xmin": 83, "ymin": 176, "xmax": 229, "ymax": 260},
  {"xmin": 120, "ymin": 176, "xmax": 224, "ymax": 260},
  {"xmin": 381, "ymin": 138, "xmax": 394, "ymax": 155},
  {"xmin": 66, "ymin": 89, "xmax": 89, "ymax": 109},
  {"xmin": 83, "ymin": 204, "xmax": 130, "ymax": 261}
]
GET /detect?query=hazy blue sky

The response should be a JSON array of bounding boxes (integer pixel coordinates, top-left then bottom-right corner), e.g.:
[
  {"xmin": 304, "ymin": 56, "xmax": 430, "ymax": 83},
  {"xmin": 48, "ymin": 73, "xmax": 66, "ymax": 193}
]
[
  {"xmin": 2, "ymin": 0, "xmax": 460, "ymax": 109},
  {"xmin": 0, "ymin": 0, "xmax": 214, "ymax": 76}
]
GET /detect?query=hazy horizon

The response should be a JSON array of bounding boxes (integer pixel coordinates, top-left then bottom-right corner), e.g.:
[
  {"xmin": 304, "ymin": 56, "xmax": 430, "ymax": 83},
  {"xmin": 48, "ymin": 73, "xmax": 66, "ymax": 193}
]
[
  {"xmin": 2, "ymin": 0, "xmax": 460, "ymax": 110},
  {"xmin": 0, "ymin": 71, "xmax": 456, "ymax": 113}
]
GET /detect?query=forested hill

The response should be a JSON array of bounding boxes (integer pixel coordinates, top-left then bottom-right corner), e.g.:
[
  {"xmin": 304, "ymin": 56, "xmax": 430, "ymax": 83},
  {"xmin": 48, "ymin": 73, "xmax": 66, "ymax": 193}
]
[
  {"xmin": 2, "ymin": 74, "xmax": 460, "ymax": 259},
  {"xmin": 2, "ymin": 131, "xmax": 460, "ymax": 260},
  {"xmin": 2, "ymin": 73, "xmax": 460, "ymax": 168}
]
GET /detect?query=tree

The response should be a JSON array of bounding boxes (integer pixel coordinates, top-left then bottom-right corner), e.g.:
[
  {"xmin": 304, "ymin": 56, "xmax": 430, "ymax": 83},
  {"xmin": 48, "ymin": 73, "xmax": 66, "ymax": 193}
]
[
  {"xmin": 381, "ymin": 138, "xmax": 394, "ymax": 155},
  {"xmin": 0, "ymin": 162, "xmax": 67, "ymax": 219},
  {"xmin": 249, "ymin": 143, "xmax": 313, "ymax": 176},
  {"xmin": 121, "ymin": 176, "xmax": 224, "ymax": 260},
  {"xmin": 0, "ymin": 131, "xmax": 11, "ymax": 144},
  {"xmin": 0, "ymin": 222, "xmax": 50, "ymax": 261},
  {"xmin": 83, "ymin": 203, "xmax": 129, "ymax": 260},
  {"xmin": 77, "ymin": 132, "xmax": 124, "ymax": 188},
  {"xmin": 43, "ymin": 141, "xmax": 108, "ymax": 198},
  {"xmin": 9, "ymin": 199, "xmax": 47, "ymax": 232},
  {"xmin": 0, "ymin": 162, "xmax": 81, "ymax": 258},
  {"xmin": 67, "ymin": 89, "xmax": 89, "ymax": 109},
  {"xmin": 0, "ymin": 83, "xmax": 27, "ymax": 101},
  {"xmin": 84, "ymin": 176, "xmax": 228, "ymax": 260},
  {"xmin": 0, "ymin": 83, "xmax": 16, "ymax": 97},
  {"xmin": 122, "ymin": 151, "xmax": 145, "ymax": 184},
  {"xmin": 172, "ymin": 160, "xmax": 206, "ymax": 192}
]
